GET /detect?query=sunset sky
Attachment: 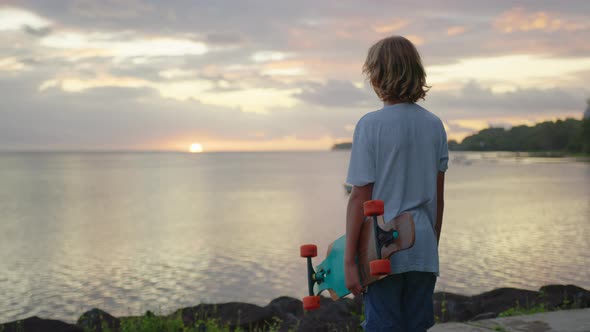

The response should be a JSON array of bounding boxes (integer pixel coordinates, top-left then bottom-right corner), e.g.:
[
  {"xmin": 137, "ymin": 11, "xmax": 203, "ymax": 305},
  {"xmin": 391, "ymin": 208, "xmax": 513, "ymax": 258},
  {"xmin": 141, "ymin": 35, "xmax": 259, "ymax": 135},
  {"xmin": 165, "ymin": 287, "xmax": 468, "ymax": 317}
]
[{"xmin": 1, "ymin": 1, "xmax": 589, "ymax": 151}]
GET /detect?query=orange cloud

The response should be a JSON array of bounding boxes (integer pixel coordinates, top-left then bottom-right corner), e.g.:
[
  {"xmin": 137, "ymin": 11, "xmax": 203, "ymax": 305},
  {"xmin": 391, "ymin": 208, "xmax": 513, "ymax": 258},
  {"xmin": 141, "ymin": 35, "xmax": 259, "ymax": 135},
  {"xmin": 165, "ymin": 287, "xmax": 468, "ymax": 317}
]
[
  {"xmin": 373, "ymin": 20, "xmax": 410, "ymax": 34},
  {"xmin": 447, "ymin": 26, "xmax": 466, "ymax": 36},
  {"xmin": 262, "ymin": 60, "xmax": 306, "ymax": 76},
  {"xmin": 298, "ymin": 57, "xmax": 361, "ymax": 81},
  {"xmin": 406, "ymin": 35, "xmax": 425, "ymax": 46},
  {"xmin": 494, "ymin": 7, "xmax": 587, "ymax": 33}
]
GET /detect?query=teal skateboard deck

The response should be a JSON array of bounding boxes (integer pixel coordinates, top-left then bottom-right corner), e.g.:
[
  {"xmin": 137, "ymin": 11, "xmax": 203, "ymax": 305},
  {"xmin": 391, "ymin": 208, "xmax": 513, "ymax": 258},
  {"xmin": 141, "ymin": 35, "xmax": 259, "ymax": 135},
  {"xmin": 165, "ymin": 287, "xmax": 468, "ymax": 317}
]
[{"xmin": 314, "ymin": 235, "xmax": 348, "ymax": 299}]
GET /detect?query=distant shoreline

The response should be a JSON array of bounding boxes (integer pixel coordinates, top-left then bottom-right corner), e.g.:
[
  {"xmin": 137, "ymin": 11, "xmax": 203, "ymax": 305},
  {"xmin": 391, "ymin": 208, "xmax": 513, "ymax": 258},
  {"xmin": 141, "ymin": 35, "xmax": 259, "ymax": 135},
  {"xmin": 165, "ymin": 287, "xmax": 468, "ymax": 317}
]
[{"xmin": 331, "ymin": 144, "xmax": 590, "ymax": 158}]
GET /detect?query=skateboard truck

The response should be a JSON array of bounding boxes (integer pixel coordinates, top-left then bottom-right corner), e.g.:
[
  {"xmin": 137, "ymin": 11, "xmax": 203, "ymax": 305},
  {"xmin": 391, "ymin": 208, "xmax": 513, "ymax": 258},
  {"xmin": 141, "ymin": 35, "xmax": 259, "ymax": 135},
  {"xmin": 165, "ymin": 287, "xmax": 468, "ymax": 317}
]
[
  {"xmin": 378, "ymin": 229, "xmax": 399, "ymax": 247},
  {"xmin": 300, "ymin": 244, "xmax": 321, "ymax": 310},
  {"xmin": 364, "ymin": 200, "xmax": 392, "ymax": 276}
]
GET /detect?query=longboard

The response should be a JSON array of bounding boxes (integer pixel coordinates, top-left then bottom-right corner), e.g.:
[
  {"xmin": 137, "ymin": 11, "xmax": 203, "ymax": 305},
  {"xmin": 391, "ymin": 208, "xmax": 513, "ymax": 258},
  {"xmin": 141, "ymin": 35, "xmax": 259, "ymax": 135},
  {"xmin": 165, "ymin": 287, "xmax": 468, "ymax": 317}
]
[{"xmin": 300, "ymin": 200, "xmax": 415, "ymax": 310}]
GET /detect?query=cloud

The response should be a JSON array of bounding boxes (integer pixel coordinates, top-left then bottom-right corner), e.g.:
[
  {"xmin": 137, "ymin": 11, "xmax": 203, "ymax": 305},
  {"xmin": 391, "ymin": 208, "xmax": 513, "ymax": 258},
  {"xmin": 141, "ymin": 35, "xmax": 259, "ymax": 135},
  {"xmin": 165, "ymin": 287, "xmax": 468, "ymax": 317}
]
[
  {"xmin": 205, "ymin": 32, "xmax": 245, "ymax": 45},
  {"xmin": 0, "ymin": 6, "xmax": 51, "ymax": 31},
  {"xmin": 40, "ymin": 31, "xmax": 208, "ymax": 58},
  {"xmin": 251, "ymin": 51, "xmax": 293, "ymax": 63},
  {"xmin": 0, "ymin": 73, "xmax": 365, "ymax": 150},
  {"xmin": 494, "ymin": 7, "xmax": 588, "ymax": 33},
  {"xmin": 372, "ymin": 20, "xmax": 410, "ymax": 34},
  {"xmin": 0, "ymin": 74, "xmax": 260, "ymax": 149},
  {"xmin": 70, "ymin": 0, "xmax": 155, "ymax": 19},
  {"xmin": 0, "ymin": 57, "xmax": 28, "ymax": 71},
  {"xmin": 446, "ymin": 121, "xmax": 483, "ymax": 135},
  {"xmin": 427, "ymin": 55, "xmax": 590, "ymax": 90},
  {"xmin": 426, "ymin": 81, "xmax": 587, "ymax": 121},
  {"xmin": 406, "ymin": 35, "xmax": 425, "ymax": 46},
  {"xmin": 422, "ymin": 81, "xmax": 589, "ymax": 140},
  {"xmin": 22, "ymin": 24, "xmax": 52, "ymax": 37},
  {"xmin": 295, "ymin": 80, "xmax": 375, "ymax": 108},
  {"xmin": 261, "ymin": 60, "xmax": 305, "ymax": 77},
  {"xmin": 447, "ymin": 26, "xmax": 466, "ymax": 36},
  {"xmin": 1, "ymin": 1, "xmax": 590, "ymax": 150}
]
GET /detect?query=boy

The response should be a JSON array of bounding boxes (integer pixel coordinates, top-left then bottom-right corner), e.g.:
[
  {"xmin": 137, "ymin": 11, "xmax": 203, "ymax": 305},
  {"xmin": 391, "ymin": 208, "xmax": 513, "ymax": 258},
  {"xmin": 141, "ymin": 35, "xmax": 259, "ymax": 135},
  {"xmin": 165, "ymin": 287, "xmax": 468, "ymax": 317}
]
[{"xmin": 345, "ymin": 36, "xmax": 448, "ymax": 331}]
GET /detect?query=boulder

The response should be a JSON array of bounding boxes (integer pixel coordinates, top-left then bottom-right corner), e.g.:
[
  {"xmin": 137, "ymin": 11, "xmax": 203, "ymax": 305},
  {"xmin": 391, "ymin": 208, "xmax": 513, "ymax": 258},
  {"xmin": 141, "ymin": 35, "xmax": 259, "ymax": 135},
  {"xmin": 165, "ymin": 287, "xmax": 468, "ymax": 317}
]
[
  {"xmin": 297, "ymin": 296, "xmax": 362, "ymax": 331},
  {"xmin": 0, "ymin": 316, "xmax": 83, "ymax": 332},
  {"xmin": 471, "ymin": 287, "xmax": 541, "ymax": 314},
  {"xmin": 539, "ymin": 284, "xmax": 590, "ymax": 309},
  {"xmin": 433, "ymin": 285, "xmax": 590, "ymax": 322},
  {"xmin": 266, "ymin": 296, "xmax": 304, "ymax": 331},
  {"xmin": 435, "ymin": 288, "xmax": 541, "ymax": 322},
  {"xmin": 433, "ymin": 292, "xmax": 473, "ymax": 322},
  {"xmin": 76, "ymin": 308, "xmax": 120, "ymax": 332},
  {"xmin": 267, "ymin": 296, "xmax": 303, "ymax": 319}
]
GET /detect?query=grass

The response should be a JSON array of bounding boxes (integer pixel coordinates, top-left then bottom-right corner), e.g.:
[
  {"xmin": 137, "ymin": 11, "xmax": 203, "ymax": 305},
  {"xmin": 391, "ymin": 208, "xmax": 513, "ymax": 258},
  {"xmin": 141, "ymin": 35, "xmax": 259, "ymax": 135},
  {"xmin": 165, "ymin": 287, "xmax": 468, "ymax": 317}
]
[
  {"xmin": 498, "ymin": 302, "xmax": 547, "ymax": 318},
  {"xmin": 434, "ymin": 293, "xmax": 447, "ymax": 323},
  {"xmin": 117, "ymin": 311, "xmax": 186, "ymax": 332},
  {"xmin": 90, "ymin": 310, "xmax": 288, "ymax": 332}
]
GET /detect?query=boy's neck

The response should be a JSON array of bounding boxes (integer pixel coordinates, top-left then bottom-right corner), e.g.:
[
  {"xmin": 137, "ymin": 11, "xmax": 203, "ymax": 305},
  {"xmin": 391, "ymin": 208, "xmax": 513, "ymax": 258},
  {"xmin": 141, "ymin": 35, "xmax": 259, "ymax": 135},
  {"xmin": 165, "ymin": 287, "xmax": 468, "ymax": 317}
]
[{"xmin": 383, "ymin": 100, "xmax": 404, "ymax": 106}]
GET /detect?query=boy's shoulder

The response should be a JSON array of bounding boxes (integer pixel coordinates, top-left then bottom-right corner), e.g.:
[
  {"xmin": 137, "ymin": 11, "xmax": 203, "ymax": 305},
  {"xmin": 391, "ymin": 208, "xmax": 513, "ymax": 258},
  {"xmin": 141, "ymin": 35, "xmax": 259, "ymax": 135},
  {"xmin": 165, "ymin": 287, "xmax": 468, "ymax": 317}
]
[
  {"xmin": 357, "ymin": 109, "xmax": 381, "ymax": 125},
  {"xmin": 406, "ymin": 103, "xmax": 443, "ymax": 123}
]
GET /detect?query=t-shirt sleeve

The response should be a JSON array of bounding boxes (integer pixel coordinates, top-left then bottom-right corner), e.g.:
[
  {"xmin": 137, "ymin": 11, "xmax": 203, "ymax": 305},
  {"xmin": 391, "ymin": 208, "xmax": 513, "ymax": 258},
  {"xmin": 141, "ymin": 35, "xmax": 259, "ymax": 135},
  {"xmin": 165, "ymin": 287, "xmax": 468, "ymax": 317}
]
[
  {"xmin": 439, "ymin": 123, "xmax": 449, "ymax": 172},
  {"xmin": 346, "ymin": 119, "xmax": 376, "ymax": 186}
]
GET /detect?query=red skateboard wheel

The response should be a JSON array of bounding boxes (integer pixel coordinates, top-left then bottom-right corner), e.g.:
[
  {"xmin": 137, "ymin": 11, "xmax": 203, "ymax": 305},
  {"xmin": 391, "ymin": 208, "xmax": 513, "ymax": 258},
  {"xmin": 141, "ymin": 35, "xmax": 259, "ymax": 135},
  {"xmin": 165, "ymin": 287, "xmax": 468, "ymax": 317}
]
[
  {"xmin": 370, "ymin": 259, "xmax": 391, "ymax": 276},
  {"xmin": 300, "ymin": 244, "xmax": 317, "ymax": 258},
  {"xmin": 302, "ymin": 296, "xmax": 321, "ymax": 310},
  {"xmin": 363, "ymin": 200, "xmax": 384, "ymax": 216}
]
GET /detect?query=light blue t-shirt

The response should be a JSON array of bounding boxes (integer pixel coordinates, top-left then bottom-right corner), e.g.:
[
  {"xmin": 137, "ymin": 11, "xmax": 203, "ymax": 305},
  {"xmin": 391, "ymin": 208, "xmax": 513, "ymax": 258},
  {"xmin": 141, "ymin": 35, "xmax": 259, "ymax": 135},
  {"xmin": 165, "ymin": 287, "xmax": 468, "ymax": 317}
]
[{"xmin": 346, "ymin": 102, "xmax": 448, "ymax": 275}]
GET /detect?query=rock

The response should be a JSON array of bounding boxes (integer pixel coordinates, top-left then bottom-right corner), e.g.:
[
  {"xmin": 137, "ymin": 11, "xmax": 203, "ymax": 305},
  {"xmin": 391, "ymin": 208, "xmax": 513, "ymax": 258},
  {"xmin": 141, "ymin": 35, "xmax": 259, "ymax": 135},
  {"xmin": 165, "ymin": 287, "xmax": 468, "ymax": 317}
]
[
  {"xmin": 267, "ymin": 296, "xmax": 304, "ymax": 319},
  {"xmin": 433, "ymin": 292, "xmax": 473, "ymax": 322},
  {"xmin": 539, "ymin": 284, "xmax": 590, "ymax": 309},
  {"xmin": 472, "ymin": 287, "xmax": 541, "ymax": 314},
  {"xmin": 435, "ymin": 288, "xmax": 541, "ymax": 322},
  {"xmin": 470, "ymin": 312, "xmax": 497, "ymax": 321},
  {"xmin": 0, "ymin": 316, "xmax": 83, "ymax": 332},
  {"xmin": 76, "ymin": 308, "xmax": 120, "ymax": 332},
  {"xmin": 266, "ymin": 296, "xmax": 304, "ymax": 331},
  {"xmin": 297, "ymin": 296, "xmax": 362, "ymax": 331}
]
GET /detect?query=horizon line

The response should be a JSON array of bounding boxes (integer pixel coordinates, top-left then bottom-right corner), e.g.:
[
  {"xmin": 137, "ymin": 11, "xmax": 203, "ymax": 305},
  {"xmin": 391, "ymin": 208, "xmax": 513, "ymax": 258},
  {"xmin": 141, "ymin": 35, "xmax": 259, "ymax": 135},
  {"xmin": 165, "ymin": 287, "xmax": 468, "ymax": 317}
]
[{"xmin": 0, "ymin": 149, "xmax": 343, "ymax": 153}]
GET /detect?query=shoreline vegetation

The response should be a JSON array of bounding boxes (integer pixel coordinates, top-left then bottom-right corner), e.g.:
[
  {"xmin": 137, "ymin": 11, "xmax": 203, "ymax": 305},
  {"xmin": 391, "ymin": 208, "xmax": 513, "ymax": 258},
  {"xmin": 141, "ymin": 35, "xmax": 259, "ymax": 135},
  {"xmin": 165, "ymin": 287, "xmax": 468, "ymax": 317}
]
[
  {"xmin": 1, "ymin": 285, "xmax": 588, "ymax": 332},
  {"xmin": 332, "ymin": 117, "xmax": 590, "ymax": 156}
]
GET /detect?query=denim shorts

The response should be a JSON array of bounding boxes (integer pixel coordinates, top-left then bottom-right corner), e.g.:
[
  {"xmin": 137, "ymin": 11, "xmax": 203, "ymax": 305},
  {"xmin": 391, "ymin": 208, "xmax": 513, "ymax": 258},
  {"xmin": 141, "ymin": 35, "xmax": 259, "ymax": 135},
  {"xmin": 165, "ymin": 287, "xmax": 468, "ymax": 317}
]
[{"xmin": 362, "ymin": 271, "xmax": 437, "ymax": 331}]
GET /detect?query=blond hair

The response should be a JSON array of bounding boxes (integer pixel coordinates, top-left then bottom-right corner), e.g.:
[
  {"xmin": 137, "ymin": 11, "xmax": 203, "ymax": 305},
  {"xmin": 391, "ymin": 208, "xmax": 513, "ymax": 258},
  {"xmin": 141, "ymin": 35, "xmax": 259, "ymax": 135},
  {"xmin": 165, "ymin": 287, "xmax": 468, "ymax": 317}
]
[{"xmin": 363, "ymin": 36, "xmax": 430, "ymax": 103}]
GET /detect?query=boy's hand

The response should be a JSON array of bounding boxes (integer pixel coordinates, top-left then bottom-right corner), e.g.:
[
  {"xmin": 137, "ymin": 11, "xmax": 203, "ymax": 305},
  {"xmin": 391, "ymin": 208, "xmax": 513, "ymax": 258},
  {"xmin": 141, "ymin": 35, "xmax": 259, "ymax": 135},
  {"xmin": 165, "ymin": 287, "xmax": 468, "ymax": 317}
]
[
  {"xmin": 345, "ymin": 184, "xmax": 372, "ymax": 297},
  {"xmin": 345, "ymin": 261, "xmax": 363, "ymax": 296}
]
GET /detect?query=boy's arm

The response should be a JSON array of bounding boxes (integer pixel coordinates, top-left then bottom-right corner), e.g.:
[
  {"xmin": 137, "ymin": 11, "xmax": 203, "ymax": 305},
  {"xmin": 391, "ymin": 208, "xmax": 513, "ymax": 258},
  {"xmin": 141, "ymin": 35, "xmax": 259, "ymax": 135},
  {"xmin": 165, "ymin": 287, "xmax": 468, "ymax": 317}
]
[
  {"xmin": 435, "ymin": 171, "xmax": 445, "ymax": 244},
  {"xmin": 344, "ymin": 183, "xmax": 373, "ymax": 296}
]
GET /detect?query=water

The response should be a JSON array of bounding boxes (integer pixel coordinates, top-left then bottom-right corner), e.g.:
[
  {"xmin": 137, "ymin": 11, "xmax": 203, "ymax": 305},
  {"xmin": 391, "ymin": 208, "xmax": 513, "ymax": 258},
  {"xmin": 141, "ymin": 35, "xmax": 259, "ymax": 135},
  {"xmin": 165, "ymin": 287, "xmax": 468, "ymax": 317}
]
[{"xmin": 0, "ymin": 151, "xmax": 588, "ymax": 323}]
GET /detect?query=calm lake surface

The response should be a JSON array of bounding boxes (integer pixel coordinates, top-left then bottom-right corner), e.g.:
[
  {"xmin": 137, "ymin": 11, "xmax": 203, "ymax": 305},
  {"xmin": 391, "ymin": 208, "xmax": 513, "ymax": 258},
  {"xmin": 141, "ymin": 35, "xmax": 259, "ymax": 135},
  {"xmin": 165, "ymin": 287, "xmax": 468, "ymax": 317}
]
[{"xmin": 0, "ymin": 151, "xmax": 589, "ymax": 323}]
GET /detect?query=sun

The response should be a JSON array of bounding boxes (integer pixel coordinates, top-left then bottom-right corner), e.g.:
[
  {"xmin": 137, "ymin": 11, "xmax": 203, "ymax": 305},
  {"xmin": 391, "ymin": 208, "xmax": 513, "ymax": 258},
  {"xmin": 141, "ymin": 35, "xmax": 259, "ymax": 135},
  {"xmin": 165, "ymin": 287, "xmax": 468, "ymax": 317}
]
[{"xmin": 189, "ymin": 143, "xmax": 204, "ymax": 153}]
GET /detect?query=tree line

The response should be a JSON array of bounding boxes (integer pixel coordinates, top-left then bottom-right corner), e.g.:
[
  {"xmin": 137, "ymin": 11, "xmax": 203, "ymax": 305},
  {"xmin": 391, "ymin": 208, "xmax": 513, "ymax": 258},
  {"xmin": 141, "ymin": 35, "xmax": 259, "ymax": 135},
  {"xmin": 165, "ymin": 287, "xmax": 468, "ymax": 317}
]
[{"xmin": 449, "ymin": 118, "xmax": 590, "ymax": 153}]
